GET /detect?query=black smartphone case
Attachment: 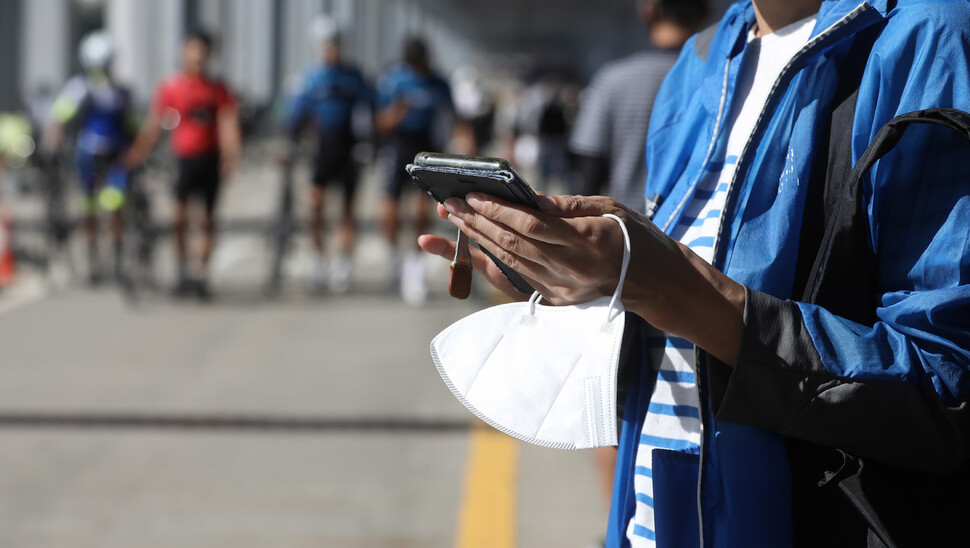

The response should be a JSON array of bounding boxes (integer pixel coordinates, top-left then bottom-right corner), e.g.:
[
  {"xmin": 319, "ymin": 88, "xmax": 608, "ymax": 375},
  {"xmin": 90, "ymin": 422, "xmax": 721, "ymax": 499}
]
[{"xmin": 406, "ymin": 153, "xmax": 538, "ymax": 294}]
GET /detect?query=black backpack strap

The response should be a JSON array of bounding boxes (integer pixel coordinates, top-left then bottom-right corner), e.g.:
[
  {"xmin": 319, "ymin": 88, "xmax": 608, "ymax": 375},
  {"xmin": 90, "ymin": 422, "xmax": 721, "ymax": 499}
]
[
  {"xmin": 803, "ymin": 108, "xmax": 970, "ymax": 311},
  {"xmin": 791, "ymin": 24, "xmax": 881, "ymax": 317}
]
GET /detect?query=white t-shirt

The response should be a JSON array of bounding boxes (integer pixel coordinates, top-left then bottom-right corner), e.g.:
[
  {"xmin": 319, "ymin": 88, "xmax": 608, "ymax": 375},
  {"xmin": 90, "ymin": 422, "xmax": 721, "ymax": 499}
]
[{"xmin": 627, "ymin": 14, "xmax": 818, "ymax": 547}]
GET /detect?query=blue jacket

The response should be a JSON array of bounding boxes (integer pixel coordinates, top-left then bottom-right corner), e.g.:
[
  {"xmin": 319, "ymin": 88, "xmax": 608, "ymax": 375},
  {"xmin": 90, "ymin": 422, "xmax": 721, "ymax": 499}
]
[
  {"xmin": 376, "ymin": 62, "xmax": 453, "ymax": 136},
  {"xmin": 609, "ymin": 1, "xmax": 970, "ymax": 546},
  {"xmin": 288, "ymin": 62, "xmax": 371, "ymax": 136}
]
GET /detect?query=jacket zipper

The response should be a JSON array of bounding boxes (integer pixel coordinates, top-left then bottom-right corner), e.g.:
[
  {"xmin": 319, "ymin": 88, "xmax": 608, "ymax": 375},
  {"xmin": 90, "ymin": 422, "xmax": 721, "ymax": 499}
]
[
  {"xmin": 695, "ymin": 3, "xmax": 876, "ymax": 546},
  {"xmin": 709, "ymin": 2, "xmax": 875, "ymax": 269}
]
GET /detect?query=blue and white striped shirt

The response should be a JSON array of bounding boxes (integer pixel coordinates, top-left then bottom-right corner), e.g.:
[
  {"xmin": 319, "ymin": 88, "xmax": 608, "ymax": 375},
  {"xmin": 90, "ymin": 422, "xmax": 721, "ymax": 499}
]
[
  {"xmin": 627, "ymin": 15, "xmax": 818, "ymax": 545},
  {"xmin": 626, "ymin": 157, "xmax": 733, "ymax": 546}
]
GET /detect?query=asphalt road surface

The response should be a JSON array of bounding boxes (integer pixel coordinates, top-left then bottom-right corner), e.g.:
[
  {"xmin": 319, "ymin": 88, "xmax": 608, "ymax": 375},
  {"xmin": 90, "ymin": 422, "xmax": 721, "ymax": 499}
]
[{"xmin": 0, "ymin": 156, "xmax": 606, "ymax": 547}]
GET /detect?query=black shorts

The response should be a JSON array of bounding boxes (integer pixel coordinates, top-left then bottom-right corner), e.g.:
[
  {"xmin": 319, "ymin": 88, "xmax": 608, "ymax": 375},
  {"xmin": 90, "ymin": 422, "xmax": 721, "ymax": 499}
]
[
  {"xmin": 382, "ymin": 133, "xmax": 433, "ymax": 198},
  {"xmin": 175, "ymin": 154, "xmax": 221, "ymax": 212},
  {"xmin": 313, "ymin": 131, "xmax": 358, "ymax": 198}
]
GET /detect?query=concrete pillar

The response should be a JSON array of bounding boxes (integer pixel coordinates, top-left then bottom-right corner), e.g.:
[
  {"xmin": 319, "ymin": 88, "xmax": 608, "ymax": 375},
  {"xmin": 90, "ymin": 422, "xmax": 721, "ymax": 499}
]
[
  {"xmin": 20, "ymin": 0, "xmax": 71, "ymax": 102},
  {"xmin": 280, "ymin": 0, "xmax": 324, "ymax": 84},
  {"xmin": 0, "ymin": 0, "xmax": 24, "ymax": 110},
  {"xmin": 221, "ymin": 0, "xmax": 274, "ymax": 104},
  {"xmin": 107, "ymin": 0, "xmax": 183, "ymax": 107}
]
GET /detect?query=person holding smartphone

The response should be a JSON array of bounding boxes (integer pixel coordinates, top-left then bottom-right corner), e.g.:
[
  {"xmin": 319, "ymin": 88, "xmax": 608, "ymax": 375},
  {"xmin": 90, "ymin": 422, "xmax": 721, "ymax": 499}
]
[{"xmin": 420, "ymin": 0, "xmax": 970, "ymax": 545}]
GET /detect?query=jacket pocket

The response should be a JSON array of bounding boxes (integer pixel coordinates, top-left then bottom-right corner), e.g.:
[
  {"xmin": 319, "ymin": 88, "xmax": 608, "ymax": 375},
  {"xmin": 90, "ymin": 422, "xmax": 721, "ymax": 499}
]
[{"xmin": 652, "ymin": 447, "xmax": 701, "ymax": 548}]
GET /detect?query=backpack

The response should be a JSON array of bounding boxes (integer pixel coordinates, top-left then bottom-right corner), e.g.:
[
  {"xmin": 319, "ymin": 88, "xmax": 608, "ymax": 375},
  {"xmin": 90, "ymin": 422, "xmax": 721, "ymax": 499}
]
[{"xmin": 790, "ymin": 25, "xmax": 970, "ymax": 547}]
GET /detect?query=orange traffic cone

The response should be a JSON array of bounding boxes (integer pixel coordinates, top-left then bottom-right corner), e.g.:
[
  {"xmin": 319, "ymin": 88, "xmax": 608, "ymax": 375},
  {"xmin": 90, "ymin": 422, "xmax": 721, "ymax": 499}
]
[{"xmin": 0, "ymin": 209, "xmax": 15, "ymax": 287}]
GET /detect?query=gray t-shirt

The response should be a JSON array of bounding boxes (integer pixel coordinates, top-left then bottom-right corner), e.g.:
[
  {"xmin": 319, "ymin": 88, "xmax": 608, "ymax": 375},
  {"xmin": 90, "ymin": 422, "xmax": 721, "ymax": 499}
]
[{"xmin": 569, "ymin": 50, "xmax": 679, "ymax": 211}]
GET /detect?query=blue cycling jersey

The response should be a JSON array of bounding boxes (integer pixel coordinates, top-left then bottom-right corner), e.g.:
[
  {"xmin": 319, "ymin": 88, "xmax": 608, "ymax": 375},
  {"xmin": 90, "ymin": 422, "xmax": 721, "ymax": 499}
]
[
  {"xmin": 289, "ymin": 62, "xmax": 371, "ymax": 135},
  {"xmin": 53, "ymin": 74, "xmax": 133, "ymax": 156},
  {"xmin": 377, "ymin": 62, "xmax": 453, "ymax": 136}
]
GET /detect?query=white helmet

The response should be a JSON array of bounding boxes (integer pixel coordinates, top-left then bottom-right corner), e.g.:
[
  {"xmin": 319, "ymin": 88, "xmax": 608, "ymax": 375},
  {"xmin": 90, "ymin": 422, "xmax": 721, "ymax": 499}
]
[
  {"xmin": 309, "ymin": 15, "xmax": 340, "ymax": 47},
  {"xmin": 79, "ymin": 31, "xmax": 114, "ymax": 71}
]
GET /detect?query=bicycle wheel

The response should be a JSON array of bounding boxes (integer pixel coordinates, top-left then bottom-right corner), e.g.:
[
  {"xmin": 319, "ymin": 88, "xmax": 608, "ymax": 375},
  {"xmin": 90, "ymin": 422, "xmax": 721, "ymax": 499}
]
[
  {"xmin": 118, "ymin": 176, "xmax": 158, "ymax": 303},
  {"xmin": 264, "ymin": 161, "xmax": 296, "ymax": 295}
]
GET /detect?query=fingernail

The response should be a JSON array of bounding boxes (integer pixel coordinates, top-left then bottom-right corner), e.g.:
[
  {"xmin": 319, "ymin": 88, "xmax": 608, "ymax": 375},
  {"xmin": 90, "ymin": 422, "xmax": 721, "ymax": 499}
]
[
  {"xmin": 536, "ymin": 195, "xmax": 557, "ymax": 213},
  {"xmin": 447, "ymin": 213, "xmax": 465, "ymax": 229},
  {"xmin": 465, "ymin": 193, "xmax": 486, "ymax": 211},
  {"xmin": 444, "ymin": 198, "xmax": 467, "ymax": 214}
]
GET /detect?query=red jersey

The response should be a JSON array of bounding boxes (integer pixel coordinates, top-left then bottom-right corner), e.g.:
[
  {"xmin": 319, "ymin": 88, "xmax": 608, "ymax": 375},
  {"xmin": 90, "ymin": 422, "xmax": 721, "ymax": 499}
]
[{"xmin": 153, "ymin": 73, "xmax": 235, "ymax": 158}]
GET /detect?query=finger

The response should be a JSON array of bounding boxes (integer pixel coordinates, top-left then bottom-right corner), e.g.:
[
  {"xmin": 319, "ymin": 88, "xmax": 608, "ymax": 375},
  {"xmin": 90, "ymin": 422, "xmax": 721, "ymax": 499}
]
[
  {"xmin": 536, "ymin": 194, "xmax": 625, "ymax": 218},
  {"xmin": 436, "ymin": 202, "xmax": 449, "ymax": 220},
  {"xmin": 445, "ymin": 205, "xmax": 557, "ymax": 275},
  {"xmin": 445, "ymin": 194, "xmax": 575, "ymax": 246},
  {"xmin": 417, "ymin": 234, "xmax": 532, "ymax": 301},
  {"xmin": 445, "ymin": 212, "xmax": 554, "ymax": 294},
  {"xmin": 416, "ymin": 234, "xmax": 455, "ymax": 261}
]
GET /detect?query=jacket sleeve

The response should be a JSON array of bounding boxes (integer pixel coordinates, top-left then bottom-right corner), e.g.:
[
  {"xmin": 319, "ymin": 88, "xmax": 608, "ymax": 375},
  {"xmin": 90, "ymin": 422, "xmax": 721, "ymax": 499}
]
[
  {"xmin": 710, "ymin": 7, "xmax": 970, "ymax": 473},
  {"xmin": 709, "ymin": 287, "xmax": 970, "ymax": 473}
]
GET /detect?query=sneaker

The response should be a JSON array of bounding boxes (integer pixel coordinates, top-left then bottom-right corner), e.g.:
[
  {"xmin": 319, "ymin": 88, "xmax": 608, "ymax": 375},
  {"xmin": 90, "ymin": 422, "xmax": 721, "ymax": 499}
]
[
  {"xmin": 87, "ymin": 246, "xmax": 101, "ymax": 286},
  {"xmin": 194, "ymin": 278, "xmax": 213, "ymax": 302},
  {"xmin": 112, "ymin": 253, "xmax": 124, "ymax": 285},
  {"xmin": 328, "ymin": 254, "xmax": 352, "ymax": 294},
  {"xmin": 170, "ymin": 275, "xmax": 193, "ymax": 299},
  {"xmin": 87, "ymin": 269, "xmax": 104, "ymax": 287},
  {"xmin": 310, "ymin": 255, "xmax": 328, "ymax": 293},
  {"xmin": 400, "ymin": 252, "xmax": 428, "ymax": 306},
  {"xmin": 386, "ymin": 249, "xmax": 403, "ymax": 293}
]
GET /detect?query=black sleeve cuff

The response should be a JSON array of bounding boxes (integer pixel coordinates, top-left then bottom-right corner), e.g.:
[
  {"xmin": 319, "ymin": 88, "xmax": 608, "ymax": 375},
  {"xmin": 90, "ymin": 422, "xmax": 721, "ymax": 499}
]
[
  {"xmin": 709, "ymin": 286, "xmax": 828, "ymax": 428},
  {"xmin": 707, "ymin": 287, "xmax": 970, "ymax": 472}
]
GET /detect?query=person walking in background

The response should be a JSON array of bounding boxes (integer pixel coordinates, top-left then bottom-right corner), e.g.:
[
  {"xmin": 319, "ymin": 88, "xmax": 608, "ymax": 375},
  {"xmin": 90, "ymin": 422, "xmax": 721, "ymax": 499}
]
[
  {"xmin": 375, "ymin": 36, "xmax": 455, "ymax": 306},
  {"xmin": 570, "ymin": 0, "xmax": 708, "ymax": 211},
  {"xmin": 451, "ymin": 65, "xmax": 495, "ymax": 154},
  {"xmin": 286, "ymin": 16, "xmax": 372, "ymax": 294},
  {"xmin": 45, "ymin": 31, "xmax": 137, "ymax": 285},
  {"xmin": 125, "ymin": 29, "xmax": 241, "ymax": 301}
]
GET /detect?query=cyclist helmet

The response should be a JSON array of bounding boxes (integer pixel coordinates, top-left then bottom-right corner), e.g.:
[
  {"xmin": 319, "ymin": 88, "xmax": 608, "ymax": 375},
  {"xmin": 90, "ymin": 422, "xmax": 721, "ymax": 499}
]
[
  {"xmin": 309, "ymin": 15, "xmax": 340, "ymax": 47},
  {"xmin": 79, "ymin": 31, "xmax": 114, "ymax": 72}
]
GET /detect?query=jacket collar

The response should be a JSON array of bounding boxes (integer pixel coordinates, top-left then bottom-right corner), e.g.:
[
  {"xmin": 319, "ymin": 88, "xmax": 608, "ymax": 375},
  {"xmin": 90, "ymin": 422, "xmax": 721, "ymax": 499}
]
[
  {"xmin": 720, "ymin": 1, "xmax": 892, "ymax": 52},
  {"xmin": 815, "ymin": 0, "xmax": 892, "ymax": 35}
]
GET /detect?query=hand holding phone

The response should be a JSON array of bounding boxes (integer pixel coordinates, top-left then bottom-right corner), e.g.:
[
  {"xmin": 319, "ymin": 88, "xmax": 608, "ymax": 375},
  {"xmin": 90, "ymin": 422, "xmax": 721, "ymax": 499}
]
[{"xmin": 407, "ymin": 152, "xmax": 539, "ymax": 296}]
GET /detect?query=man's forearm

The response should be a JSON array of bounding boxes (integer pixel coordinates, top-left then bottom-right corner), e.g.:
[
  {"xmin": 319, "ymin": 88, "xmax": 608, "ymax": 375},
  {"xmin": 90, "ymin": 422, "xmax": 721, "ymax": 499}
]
[
  {"xmin": 218, "ymin": 110, "xmax": 241, "ymax": 173},
  {"xmin": 124, "ymin": 115, "xmax": 162, "ymax": 168},
  {"xmin": 625, "ymin": 239, "xmax": 745, "ymax": 365}
]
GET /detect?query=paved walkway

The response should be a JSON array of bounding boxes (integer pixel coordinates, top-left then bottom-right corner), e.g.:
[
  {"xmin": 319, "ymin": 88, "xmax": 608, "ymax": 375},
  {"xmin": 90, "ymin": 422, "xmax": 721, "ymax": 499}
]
[{"xmin": 0, "ymin": 155, "xmax": 607, "ymax": 547}]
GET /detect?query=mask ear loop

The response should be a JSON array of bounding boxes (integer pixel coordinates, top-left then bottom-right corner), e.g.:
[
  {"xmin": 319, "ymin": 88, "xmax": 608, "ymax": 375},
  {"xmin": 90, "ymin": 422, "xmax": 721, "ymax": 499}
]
[
  {"xmin": 528, "ymin": 289, "xmax": 543, "ymax": 316},
  {"xmin": 528, "ymin": 213, "xmax": 630, "ymax": 319},
  {"xmin": 602, "ymin": 214, "xmax": 631, "ymax": 323}
]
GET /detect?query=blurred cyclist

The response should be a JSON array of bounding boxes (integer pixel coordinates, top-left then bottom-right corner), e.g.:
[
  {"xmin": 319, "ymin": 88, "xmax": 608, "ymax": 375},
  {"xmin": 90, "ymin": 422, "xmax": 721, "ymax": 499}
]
[
  {"xmin": 125, "ymin": 29, "xmax": 241, "ymax": 301},
  {"xmin": 287, "ymin": 16, "xmax": 372, "ymax": 293},
  {"xmin": 46, "ymin": 31, "xmax": 136, "ymax": 284},
  {"xmin": 376, "ymin": 36, "xmax": 455, "ymax": 306}
]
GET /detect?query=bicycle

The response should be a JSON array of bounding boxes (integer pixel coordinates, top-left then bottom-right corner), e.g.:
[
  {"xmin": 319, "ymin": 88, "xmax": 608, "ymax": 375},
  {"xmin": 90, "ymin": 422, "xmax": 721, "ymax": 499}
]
[
  {"xmin": 263, "ymin": 149, "xmax": 299, "ymax": 296},
  {"xmin": 116, "ymin": 168, "xmax": 159, "ymax": 303},
  {"xmin": 36, "ymin": 152, "xmax": 76, "ymax": 285}
]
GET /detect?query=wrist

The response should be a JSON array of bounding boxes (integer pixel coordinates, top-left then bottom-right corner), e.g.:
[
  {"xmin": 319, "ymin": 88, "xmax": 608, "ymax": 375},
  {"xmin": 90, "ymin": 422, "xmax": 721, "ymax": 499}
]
[{"xmin": 623, "ymin": 242, "xmax": 745, "ymax": 365}]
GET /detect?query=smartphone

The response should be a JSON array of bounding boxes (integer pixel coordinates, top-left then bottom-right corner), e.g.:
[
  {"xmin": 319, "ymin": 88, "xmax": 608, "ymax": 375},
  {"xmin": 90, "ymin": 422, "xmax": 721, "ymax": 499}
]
[
  {"xmin": 406, "ymin": 152, "xmax": 540, "ymax": 209},
  {"xmin": 407, "ymin": 152, "xmax": 538, "ymax": 294}
]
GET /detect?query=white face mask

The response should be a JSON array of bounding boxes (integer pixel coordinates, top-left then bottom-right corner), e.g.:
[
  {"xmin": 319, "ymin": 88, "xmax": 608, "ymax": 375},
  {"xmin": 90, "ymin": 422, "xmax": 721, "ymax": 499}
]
[{"xmin": 430, "ymin": 214, "xmax": 631, "ymax": 449}]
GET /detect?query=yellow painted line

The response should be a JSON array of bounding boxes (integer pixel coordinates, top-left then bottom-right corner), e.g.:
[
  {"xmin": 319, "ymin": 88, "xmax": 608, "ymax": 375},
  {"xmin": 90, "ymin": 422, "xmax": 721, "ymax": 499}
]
[{"xmin": 455, "ymin": 425, "xmax": 519, "ymax": 548}]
